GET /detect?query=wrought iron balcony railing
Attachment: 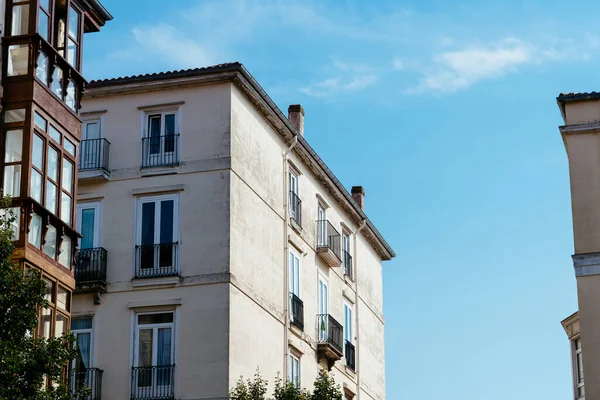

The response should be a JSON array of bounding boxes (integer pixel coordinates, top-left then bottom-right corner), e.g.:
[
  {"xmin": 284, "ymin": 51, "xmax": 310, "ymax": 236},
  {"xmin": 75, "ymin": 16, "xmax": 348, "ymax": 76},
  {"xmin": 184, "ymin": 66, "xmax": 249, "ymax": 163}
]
[
  {"xmin": 343, "ymin": 250, "xmax": 353, "ymax": 280},
  {"xmin": 290, "ymin": 293, "xmax": 304, "ymax": 330},
  {"xmin": 131, "ymin": 365, "xmax": 175, "ymax": 400},
  {"xmin": 75, "ymin": 247, "xmax": 108, "ymax": 283},
  {"xmin": 345, "ymin": 341, "xmax": 356, "ymax": 370},
  {"xmin": 289, "ymin": 191, "xmax": 302, "ymax": 226},
  {"xmin": 134, "ymin": 243, "xmax": 179, "ymax": 279},
  {"xmin": 317, "ymin": 314, "xmax": 343, "ymax": 354},
  {"xmin": 71, "ymin": 367, "xmax": 103, "ymax": 400},
  {"xmin": 141, "ymin": 134, "xmax": 179, "ymax": 168},
  {"xmin": 79, "ymin": 138, "xmax": 110, "ymax": 172}
]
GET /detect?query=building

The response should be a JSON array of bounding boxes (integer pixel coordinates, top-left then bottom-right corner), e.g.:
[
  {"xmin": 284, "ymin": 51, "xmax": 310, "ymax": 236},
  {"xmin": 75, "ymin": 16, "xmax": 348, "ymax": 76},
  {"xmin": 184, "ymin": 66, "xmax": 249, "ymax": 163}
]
[
  {"xmin": 0, "ymin": 0, "xmax": 111, "ymax": 391},
  {"xmin": 556, "ymin": 92, "xmax": 600, "ymax": 400},
  {"xmin": 562, "ymin": 312, "xmax": 584, "ymax": 400},
  {"xmin": 71, "ymin": 63, "xmax": 395, "ymax": 400}
]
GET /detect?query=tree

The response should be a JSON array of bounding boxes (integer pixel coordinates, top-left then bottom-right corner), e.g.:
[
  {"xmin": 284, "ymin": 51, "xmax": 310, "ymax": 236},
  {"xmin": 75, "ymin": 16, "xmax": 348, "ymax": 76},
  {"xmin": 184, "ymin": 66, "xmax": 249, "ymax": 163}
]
[
  {"xmin": 0, "ymin": 201, "xmax": 86, "ymax": 400},
  {"xmin": 230, "ymin": 369, "xmax": 342, "ymax": 400}
]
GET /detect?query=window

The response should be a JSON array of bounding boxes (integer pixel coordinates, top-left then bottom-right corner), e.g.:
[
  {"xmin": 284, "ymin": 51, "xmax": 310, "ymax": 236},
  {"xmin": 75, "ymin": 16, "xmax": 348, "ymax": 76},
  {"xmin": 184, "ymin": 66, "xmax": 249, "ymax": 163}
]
[
  {"xmin": 81, "ymin": 120, "xmax": 103, "ymax": 170},
  {"xmin": 317, "ymin": 204, "xmax": 327, "ymax": 246},
  {"xmin": 344, "ymin": 302, "xmax": 353, "ymax": 346},
  {"xmin": 289, "ymin": 250, "xmax": 303, "ymax": 330},
  {"xmin": 342, "ymin": 232, "xmax": 352, "ymax": 279},
  {"xmin": 38, "ymin": 0, "xmax": 51, "ymax": 41},
  {"xmin": 317, "ymin": 275, "xmax": 328, "ymax": 341},
  {"xmin": 7, "ymin": 44, "xmax": 29, "ymax": 76},
  {"xmin": 573, "ymin": 338, "xmax": 584, "ymax": 399},
  {"xmin": 135, "ymin": 194, "xmax": 180, "ymax": 277},
  {"xmin": 67, "ymin": 6, "xmax": 80, "ymax": 68},
  {"xmin": 4, "ymin": 128, "xmax": 23, "ymax": 197},
  {"xmin": 133, "ymin": 312, "xmax": 175, "ymax": 398},
  {"xmin": 142, "ymin": 112, "xmax": 179, "ymax": 167},
  {"xmin": 11, "ymin": 1, "xmax": 30, "ymax": 36},
  {"xmin": 77, "ymin": 203, "xmax": 101, "ymax": 249},
  {"xmin": 36, "ymin": 51, "xmax": 50, "ymax": 85},
  {"xmin": 289, "ymin": 353, "xmax": 300, "ymax": 387},
  {"xmin": 28, "ymin": 213, "xmax": 42, "ymax": 248},
  {"xmin": 31, "ymin": 134, "xmax": 44, "ymax": 203},
  {"xmin": 38, "ymin": 278, "xmax": 70, "ymax": 340},
  {"xmin": 289, "ymin": 170, "xmax": 301, "ymax": 225},
  {"xmin": 59, "ymin": 236, "xmax": 72, "ymax": 269},
  {"xmin": 61, "ymin": 158, "xmax": 74, "ymax": 224},
  {"xmin": 71, "ymin": 318, "xmax": 93, "ymax": 375},
  {"xmin": 44, "ymin": 224, "xmax": 57, "ymax": 258}
]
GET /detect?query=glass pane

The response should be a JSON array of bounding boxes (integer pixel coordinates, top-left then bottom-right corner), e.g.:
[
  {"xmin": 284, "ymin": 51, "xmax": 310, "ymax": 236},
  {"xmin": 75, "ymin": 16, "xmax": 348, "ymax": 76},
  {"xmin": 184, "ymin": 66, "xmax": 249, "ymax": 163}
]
[
  {"xmin": 69, "ymin": 6, "xmax": 79, "ymax": 39},
  {"xmin": 60, "ymin": 193, "xmax": 71, "ymax": 224},
  {"xmin": 57, "ymin": 287, "xmax": 69, "ymax": 310},
  {"xmin": 71, "ymin": 318, "xmax": 92, "ymax": 330},
  {"xmin": 59, "ymin": 235, "xmax": 71, "ymax": 268},
  {"xmin": 9, "ymin": 207, "xmax": 20, "ymax": 240},
  {"xmin": 45, "ymin": 182, "xmax": 57, "ymax": 214},
  {"xmin": 47, "ymin": 147, "xmax": 58, "ymax": 181},
  {"xmin": 33, "ymin": 134, "xmax": 44, "ymax": 169},
  {"xmin": 39, "ymin": 10, "xmax": 49, "ymax": 41},
  {"xmin": 64, "ymin": 138, "xmax": 75, "ymax": 156},
  {"xmin": 4, "ymin": 108, "xmax": 26, "ymax": 123},
  {"xmin": 81, "ymin": 208, "xmax": 95, "ymax": 249},
  {"xmin": 28, "ymin": 212, "xmax": 42, "ymax": 248},
  {"xmin": 165, "ymin": 114, "xmax": 175, "ymax": 135},
  {"xmin": 85, "ymin": 122, "xmax": 100, "ymax": 140},
  {"xmin": 138, "ymin": 329, "xmax": 153, "ymax": 367},
  {"xmin": 5, "ymin": 129, "xmax": 23, "ymax": 162},
  {"xmin": 44, "ymin": 225, "xmax": 57, "ymax": 258},
  {"xmin": 44, "ymin": 279, "xmax": 54, "ymax": 302},
  {"xmin": 160, "ymin": 200, "xmax": 174, "ymax": 244},
  {"xmin": 11, "ymin": 4, "xmax": 29, "ymax": 36},
  {"xmin": 55, "ymin": 314, "xmax": 67, "ymax": 337},
  {"xmin": 67, "ymin": 39, "xmax": 77, "ymax": 68},
  {"xmin": 40, "ymin": 0, "xmax": 50, "ymax": 11},
  {"xmin": 49, "ymin": 125, "xmax": 61, "ymax": 143},
  {"xmin": 65, "ymin": 80, "xmax": 76, "ymax": 111},
  {"xmin": 30, "ymin": 169, "xmax": 42, "ymax": 202},
  {"xmin": 4, "ymin": 165, "xmax": 21, "ymax": 197},
  {"xmin": 62, "ymin": 159, "xmax": 73, "ymax": 192},
  {"xmin": 7, "ymin": 44, "xmax": 28, "ymax": 76},
  {"xmin": 138, "ymin": 313, "xmax": 174, "ymax": 325},
  {"xmin": 34, "ymin": 112, "xmax": 47, "ymax": 131},
  {"xmin": 39, "ymin": 308, "xmax": 52, "ymax": 338},
  {"xmin": 141, "ymin": 202, "xmax": 155, "ymax": 246},
  {"xmin": 36, "ymin": 51, "xmax": 49, "ymax": 85},
  {"xmin": 52, "ymin": 66, "xmax": 63, "ymax": 98}
]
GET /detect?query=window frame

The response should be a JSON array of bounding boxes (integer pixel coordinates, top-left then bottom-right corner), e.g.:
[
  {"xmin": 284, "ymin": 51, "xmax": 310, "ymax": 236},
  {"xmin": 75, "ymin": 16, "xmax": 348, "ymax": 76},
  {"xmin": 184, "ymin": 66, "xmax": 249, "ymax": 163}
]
[
  {"xmin": 71, "ymin": 316, "xmax": 95, "ymax": 372},
  {"xmin": 288, "ymin": 352, "xmax": 300, "ymax": 388},
  {"xmin": 139, "ymin": 106, "xmax": 182, "ymax": 168},
  {"xmin": 572, "ymin": 336, "xmax": 584, "ymax": 399},
  {"xmin": 76, "ymin": 201, "xmax": 102, "ymax": 249}
]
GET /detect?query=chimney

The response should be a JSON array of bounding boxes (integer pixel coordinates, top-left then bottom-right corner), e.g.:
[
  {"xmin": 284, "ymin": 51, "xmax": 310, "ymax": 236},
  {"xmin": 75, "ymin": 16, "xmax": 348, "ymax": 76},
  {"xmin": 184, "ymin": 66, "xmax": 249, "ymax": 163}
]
[
  {"xmin": 351, "ymin": 186, "xmax": 365, "ymax": 210},
  {"xmin": 288, "ymin": 104, "xmax": 304, "ymax": 136}
]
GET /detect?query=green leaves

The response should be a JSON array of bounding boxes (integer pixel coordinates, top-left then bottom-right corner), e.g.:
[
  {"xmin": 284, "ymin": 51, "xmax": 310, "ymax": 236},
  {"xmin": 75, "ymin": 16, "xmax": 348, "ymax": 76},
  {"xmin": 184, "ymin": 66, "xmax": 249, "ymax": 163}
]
[
  {"xmin": 230, "ymin": 369, "xmax": 342, "ymax": 400},
  {"xmin": 0, "ymin": 197, "xmax": 81, "ymax": 400}
]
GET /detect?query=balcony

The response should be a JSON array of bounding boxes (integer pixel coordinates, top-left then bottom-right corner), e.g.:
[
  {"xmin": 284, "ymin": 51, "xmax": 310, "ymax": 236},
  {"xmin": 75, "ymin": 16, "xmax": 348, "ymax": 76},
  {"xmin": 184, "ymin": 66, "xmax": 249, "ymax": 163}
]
[
  {"xmin": 290, "ymin": 293, "xmax": 304, "ymax": 331},
  {"xmin": 317, "ymin": 314, "xmax": 343, "ymax": 369},
  {"xmin": 75, "ymin": 248, "xmax": 107, "ymax": 295},
  {"xmin": 135, "ymin": 243, "xmax": 179, "ymax": 279},
  {"xmin": 343, "ymin": 250, "xmax": 353, "ymax": 281},
  {"xmin": 289, "ymin": 191, "xmax": 302, "ymax": 228},
  {"xmin": 316, "ymin": 220, "xmax": 342, "ymax": 268},
  {"xmin": 71, "ymin": 368, "xmax": 103, "ymax": 400},
  {"xmin": 141, "ymin": 135, "xmax": 180, "ymax": 168},
  {"xmin": 79, "ymin": 138, "xmax": 110, "ymax": 180},
  {"xmin": 131, "ymin": 365, "xmax": 175, "ymax": 400},
  {"xmin": 345, "ymin": 341, "xmax": 356, "ymax": 371}
]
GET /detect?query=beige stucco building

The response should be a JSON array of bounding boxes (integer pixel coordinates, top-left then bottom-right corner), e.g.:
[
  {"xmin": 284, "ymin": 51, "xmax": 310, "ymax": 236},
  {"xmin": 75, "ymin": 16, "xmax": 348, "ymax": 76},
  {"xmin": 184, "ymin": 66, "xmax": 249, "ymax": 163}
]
[
  {"xmin": 556, "ymin": 92, "xmax": 600, "ymax": 400},
  {"xmin": 71, "ymin": 63, "xmax": 395, "ymax": 400}
]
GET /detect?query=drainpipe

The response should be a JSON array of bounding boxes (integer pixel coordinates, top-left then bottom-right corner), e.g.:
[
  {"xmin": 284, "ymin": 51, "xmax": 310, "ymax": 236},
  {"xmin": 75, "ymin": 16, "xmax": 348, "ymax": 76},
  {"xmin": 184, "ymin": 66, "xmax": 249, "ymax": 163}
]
[
  {"xmin": 354, "ymin": 219, "xmax": 366, "ymax": 399},
  {"xmin": 283, "ymin": 135, "xmax": 298, "ymax": 378}
]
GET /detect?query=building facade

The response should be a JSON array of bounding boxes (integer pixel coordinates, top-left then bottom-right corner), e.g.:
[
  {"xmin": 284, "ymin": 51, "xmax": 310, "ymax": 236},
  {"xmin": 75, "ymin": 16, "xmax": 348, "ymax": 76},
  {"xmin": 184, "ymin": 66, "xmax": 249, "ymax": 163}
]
[
  {"xmin": 72, "ymin": 63, "xmax": 395, "ymax": 400},
  {"xmin": 556, "ymin": 92, "xmax": 600, "ymax": 400},
  {"xmin": 0, "ymin": 0, "xmax": 111, "ymax": 391}
]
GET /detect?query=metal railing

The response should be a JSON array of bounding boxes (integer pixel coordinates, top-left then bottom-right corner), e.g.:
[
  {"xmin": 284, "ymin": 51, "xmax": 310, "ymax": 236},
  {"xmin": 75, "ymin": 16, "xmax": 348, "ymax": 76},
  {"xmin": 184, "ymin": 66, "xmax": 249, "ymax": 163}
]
[
  {"xmin": 290, "ymin": 293, "xmax": 304, "ymax": 330},
  {"xmin": 316, "ymin": 220, "xmax": 341, "ymax": 259},
  {"xmin": 79, "ymin": 138, "xmax": 110, "ymax": 172},
  {"xmin": 343, "ymin": 250, "xmax": 353, "ymax": 280},
  {"xmin": 141, "ymin": 134, "xmax": 179, "ymax": 168},
  {"xmin": 135, "ymin": 243, "xmax": 179, "ymax": 279},
  {"xmin": 71, "ymin": 368, "xmax": 103, "ymax": 400},
  {"xmin": 317, "ymin": 314, "xmax": 343, "ymax": 354},
  {"xmin": 75, "ymin": 248, "xmax": 108, "ymax": 283},
  {"xmin": 289, "ymin": 191, "xmax": 302, "ymax": 226},
  {"xmin": 345, "ymin": 341, "xmax": 356, "ymax": 370},
  {"xmin": 131, "ymin": 365, "xmax": 175, "ymax": 400}
]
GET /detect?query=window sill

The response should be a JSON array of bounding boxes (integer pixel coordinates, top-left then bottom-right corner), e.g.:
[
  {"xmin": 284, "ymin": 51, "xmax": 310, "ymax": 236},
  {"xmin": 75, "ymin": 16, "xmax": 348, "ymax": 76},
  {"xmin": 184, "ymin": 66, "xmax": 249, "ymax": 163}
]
[
  {"xmin": 140, "ymin": 164, "xmax": 179, "ymax": 177},
  {"xmin": 131, "ymin": 275, "xmax": 180, "ymax": 288}
]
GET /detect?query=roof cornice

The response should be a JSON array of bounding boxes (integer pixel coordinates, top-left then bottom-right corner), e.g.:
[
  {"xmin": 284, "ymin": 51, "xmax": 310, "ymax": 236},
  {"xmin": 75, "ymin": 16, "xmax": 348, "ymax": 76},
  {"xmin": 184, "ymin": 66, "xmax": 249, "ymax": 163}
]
[{"xmin": 84, "ymin": 64, "xmax": 396, "ymax": 260}]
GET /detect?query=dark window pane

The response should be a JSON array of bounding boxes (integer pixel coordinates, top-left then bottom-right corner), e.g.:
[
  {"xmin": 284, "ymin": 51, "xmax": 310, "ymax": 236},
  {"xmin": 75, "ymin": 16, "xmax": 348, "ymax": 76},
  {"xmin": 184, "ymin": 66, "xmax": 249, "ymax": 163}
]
[
  {"xmin": 141, "ymin": 202, "xmax": 155, "ymax": 245},
  {"xmin": 71, "ymin": 317, "xmax": 92, "ymax": 330},
  {"xmin": 138, "ymin": 312, "xmax": 173, "ymax": 325},
  {"xmin": 160, "ymin": 200, "xmax": 173, "ymax": 244},
  {"xmin": 39, "ymin": 11, "xmax": 49, "ymax": 41}
]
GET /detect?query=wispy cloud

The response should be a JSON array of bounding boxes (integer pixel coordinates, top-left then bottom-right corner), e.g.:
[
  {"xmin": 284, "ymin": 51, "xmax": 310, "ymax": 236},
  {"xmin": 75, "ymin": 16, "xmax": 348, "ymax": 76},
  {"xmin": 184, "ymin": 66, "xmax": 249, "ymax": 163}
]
[{"xmin": 299, "ymin": 59, "xmax": 378, "ymax": 98}]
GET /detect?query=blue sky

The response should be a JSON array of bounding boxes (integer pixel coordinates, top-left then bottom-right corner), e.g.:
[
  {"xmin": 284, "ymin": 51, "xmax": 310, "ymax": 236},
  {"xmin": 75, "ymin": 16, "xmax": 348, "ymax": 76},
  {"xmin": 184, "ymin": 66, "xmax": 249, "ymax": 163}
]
[{"xmin": 83, "ymin": 1, "xmax": 594, "ymax": 398}]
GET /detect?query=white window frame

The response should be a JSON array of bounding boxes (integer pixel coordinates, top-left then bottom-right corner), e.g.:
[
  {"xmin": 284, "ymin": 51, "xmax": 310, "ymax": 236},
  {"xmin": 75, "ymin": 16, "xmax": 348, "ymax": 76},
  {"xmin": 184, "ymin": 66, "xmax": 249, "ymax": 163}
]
[
  {"xmin": 289, "ymin": 248, "xmax": 301, "ymax": 324},
  {"xmin": 317, "ymin": 274, "xmax": 329, "ymax": 341},
  {"xmin": 572, "ymin": 337, "xmax": 584, "ymax": 399},
  {"xmin": 132, "ymin": 310, "xmax": 177, "ymax": 398},
  {"xmin": 140, "ymin": 106, "xmax": 182, "ymax": 167},
  {"xmin": 289, "ymin": 352, "xmax": 300, "ymax": 387},
  {"xmin": 80, "ymin": 118, "xmax": 104, "ymax": 170},
  {"xmin": 342, "ymin": 231, "xmax": 351, "ymax": 277},
  {"xmin": 344, "ymin": 301, "xmax": 354, "ymax": 346},
  {"xmin": 76, "ymin": 201, "xmax": 102, "ymax": 248},
  {"xmin": 134, "ymin": 194, "xmax": 181, "ymax": 274},
  {"xmin": 317, "ymin": 203, "xmax": 327, "ymax": 246},
  {"xmin": 70, "ymin": 315, "xmax": 96, "ymax": 395}
]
